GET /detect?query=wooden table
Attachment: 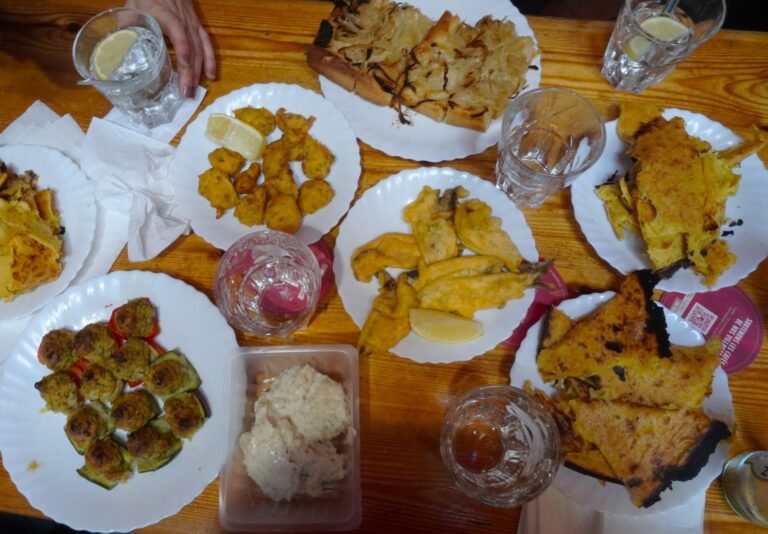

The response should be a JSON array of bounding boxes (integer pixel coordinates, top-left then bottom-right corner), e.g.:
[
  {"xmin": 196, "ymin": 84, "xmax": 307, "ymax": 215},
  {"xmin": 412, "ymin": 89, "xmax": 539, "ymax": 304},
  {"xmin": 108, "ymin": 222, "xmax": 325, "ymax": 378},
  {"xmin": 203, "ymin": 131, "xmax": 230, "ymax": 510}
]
[{"xmin": 1, "ymin": 1, "xmax": 767, "ymax": 532}]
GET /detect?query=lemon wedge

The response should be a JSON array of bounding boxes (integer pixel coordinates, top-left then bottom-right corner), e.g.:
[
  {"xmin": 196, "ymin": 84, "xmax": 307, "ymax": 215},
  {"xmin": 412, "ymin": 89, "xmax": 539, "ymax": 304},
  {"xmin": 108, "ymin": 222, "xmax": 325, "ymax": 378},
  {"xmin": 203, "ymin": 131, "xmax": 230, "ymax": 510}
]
[
  {"xmin": 409, "ymin": 309, "xmax": 483, "ymax": 344},
  {"xmin": 91, "ymin": 28, "xmax": 139, "ymax": 80},
  {"xmin": 624, "ymin": 16, "xmax": 690, "ymax": 61},
  {"xmin": 205, "ymin": 113, "xmax": 265, "ymax": 160}
]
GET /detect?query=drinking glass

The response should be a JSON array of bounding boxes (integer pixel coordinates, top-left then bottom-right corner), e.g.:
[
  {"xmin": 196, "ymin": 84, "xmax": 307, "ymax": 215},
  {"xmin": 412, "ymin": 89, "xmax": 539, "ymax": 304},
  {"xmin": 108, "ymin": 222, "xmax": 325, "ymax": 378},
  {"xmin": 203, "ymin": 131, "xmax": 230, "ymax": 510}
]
[
  {"xmin": 214, "ymin": 231, "xmax": 321, "ymax": 338},
  {"xmin": 602, "ymin": 0, "xmax": 726, "ymax": 93},
  {"xmin": 496, "ymin": 87, "xmax": 605, "ymax": 208},
  {"xmin": 440, "ymin": 385, "xmax": 561, "ymax": 507},
  {"xmin": 721, "ymin": 451, "xmax": 768, "ymax": 527},
  {"xmin": 72, "ymin": 7, "xmax": 182, "ymax": 128}
]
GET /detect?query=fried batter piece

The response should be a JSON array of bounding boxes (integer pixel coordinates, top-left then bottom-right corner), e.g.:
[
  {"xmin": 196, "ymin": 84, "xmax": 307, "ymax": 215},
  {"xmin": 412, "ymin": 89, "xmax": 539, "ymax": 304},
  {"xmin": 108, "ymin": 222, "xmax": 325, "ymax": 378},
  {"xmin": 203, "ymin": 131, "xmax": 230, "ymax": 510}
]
[
  {"xmin": 234, "ymin": 187, "xmax": 267, "ymax": 226},
  {"xmin": 264, "ymin": 169, "xmax": 299, "ymax": 199},
  {"xmin": 412, "ymin": 255, "xmax": 506, "ymax": 291},
  {"xmin": 302, "ymin": 137, "xmax": 335, "ymax": 180},
  {"xmin": 298, "ymin": 179, "xmax": 335, "ymax": 215},
  {"xmin": 403, "ymin": 186, "xmax": 466, "ymax": 264},
  {"xmin": 358, "ymin": 272, "xmax": 419, "ymax": 356},
  {"xmin": 454, "ymin": 198, "xmax": 522, "ymax": 271},
  {"xmin": 233, "ymin": 106, "xmax": 276, "ymax": 136},
  {"xmin": 208, "ymin": 147, "xmax": 245, "ymax": 175},
  {"xmin": 264, "ymin": 194, "xmax": 302, "ymax": 234},
  {"xmin": 198, "ymin": 168, "xmax": 237, "ymax": 218},
  {"xmin": 262, "ymin": 140, "xmax": 293, "ymax": 180},
  {"xmin": 233, "ymin": 162, "xmax": 261, "ymax": 194},
  {"xmin": 418, "ymin": 271, "xmax": 538, "ymax": 317},
  {"xmin": 351, "ymin": 233, "xmax": 422, "ymax": 282},
  {"xmin": 276, "ymin": 107, "xmax": 316, "ymax": 145}
]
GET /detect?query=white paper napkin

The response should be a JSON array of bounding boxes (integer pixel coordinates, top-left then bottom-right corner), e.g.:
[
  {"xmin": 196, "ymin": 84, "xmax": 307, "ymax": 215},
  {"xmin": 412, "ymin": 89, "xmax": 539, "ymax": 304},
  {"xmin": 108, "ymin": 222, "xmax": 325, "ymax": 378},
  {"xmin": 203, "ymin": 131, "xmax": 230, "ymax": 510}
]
[
  {"xmin": 81, "ymin": 117, "xmax": 189, "ymax": 261},
  {"xmin": 518, "ymin": 485, "xmax": 705, "ymax": 534}
]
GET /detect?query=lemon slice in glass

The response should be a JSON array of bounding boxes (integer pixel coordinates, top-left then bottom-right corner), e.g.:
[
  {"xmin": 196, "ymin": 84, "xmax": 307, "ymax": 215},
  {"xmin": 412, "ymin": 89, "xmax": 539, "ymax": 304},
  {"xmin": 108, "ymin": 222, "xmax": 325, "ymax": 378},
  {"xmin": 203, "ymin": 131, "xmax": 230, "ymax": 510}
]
[
  {"xmin": 205, "ymin": 113, "xmax": 265, "ymax": 160},
  {"xmin": 625, "ymin": 16, "xmax": 690, "ymax": 61},
  {"xmin": 91, "ymin": 28, "xmax": 139, "ymax": 80},
  {"xmin": 409, "ymin": 309, "xmax": 483, "ymax": 344}
]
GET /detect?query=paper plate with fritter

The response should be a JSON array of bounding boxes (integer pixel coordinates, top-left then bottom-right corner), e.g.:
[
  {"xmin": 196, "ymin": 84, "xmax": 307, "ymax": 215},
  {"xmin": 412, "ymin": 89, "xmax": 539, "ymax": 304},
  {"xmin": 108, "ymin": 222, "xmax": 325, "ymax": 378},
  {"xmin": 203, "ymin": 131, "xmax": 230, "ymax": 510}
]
[{"xmin": 571, "ymin": 109, "xmax": 768, "ymax": 293}]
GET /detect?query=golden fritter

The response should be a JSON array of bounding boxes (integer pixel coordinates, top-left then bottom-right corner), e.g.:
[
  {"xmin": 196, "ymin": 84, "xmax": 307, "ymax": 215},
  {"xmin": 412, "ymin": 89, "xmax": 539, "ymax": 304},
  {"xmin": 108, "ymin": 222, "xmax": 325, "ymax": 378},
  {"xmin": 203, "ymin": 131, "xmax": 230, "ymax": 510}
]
[
  {"xmin": 262, "ymin": 141, "xmax": 292, "ymax": 180},
  {"xmin": 276, "ymin": 107, "xmax": 315, "ymax": 145},
  {"xmin": 418, "ymin": 272, "xmax": 537, "ymax": 318},
  {"xmin": 298, "ymin": 179, "xmax": 334, "ymax": 215},
  {"xmin": 302, "ymin": 137, "xmax": 335, "ymax": 180},
  {"xmin": 234, "ymin": 187, "xmax": 267, "ymax": 226},
  {"xmin": 264, "ymin": 170, "xmax": 299, "ymax": 199},
  {"xmin": 264, "ymin": 194, "xmax": 302, "ymax": 234},
  {"xmin": 198, "ymin": 168, "xmax": 237, "ymax": 218},
  {"xmin": 351, "ymin": 233, "xmax": 422, "ymax": 282},
  {"xmin": 208, "ymin": 147, "xmax": 245, "ymax": 176},
  {"xmin": 454, "ymin": 198, "xmax": 522, "ymax": 271},
  {"xmin": 233, "ymin": 106, "xmax": 276, "ymax": 137},
  {"xmin": 233, "ymin": 162, "xmax": 261, "ymax": 194},
  {"xmin": 403, "ymin": 186, "xmax": 460, "ymax": 264},
  {"xmin": 412, "ymin": 255, "xmax": 505, "ymax": 291},
  {"xmin": 358, "ymin": 273, "xmax": 418, "ymax": 356}
]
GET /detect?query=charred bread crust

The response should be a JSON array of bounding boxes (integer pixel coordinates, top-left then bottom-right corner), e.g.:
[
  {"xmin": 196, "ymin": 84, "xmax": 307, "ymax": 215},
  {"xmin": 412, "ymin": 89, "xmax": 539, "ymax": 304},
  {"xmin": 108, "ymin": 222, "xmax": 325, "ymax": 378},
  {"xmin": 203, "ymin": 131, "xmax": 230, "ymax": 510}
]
[
  {"xmin": 565, "ymin": 459, "xmax": 623, "ymax": 485},
  {"xmin": 634, "ymin": 269, "xmax": 672, "ymax": 358},
  {"xmin": 640, "ymin": 419, "xmax": 731, "ymax": 508},
  {"xmin": 306, "ymin": 45, "xmax": 393, "ymax": 107}
]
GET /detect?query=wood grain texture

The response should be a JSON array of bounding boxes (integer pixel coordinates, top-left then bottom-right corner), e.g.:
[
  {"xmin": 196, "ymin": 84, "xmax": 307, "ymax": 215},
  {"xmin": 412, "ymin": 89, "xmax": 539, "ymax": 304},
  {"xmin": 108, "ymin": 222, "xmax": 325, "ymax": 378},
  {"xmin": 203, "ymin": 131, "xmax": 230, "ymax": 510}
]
[{"xmin": 1, "ymin": 1, "xmax": 767, "ymax": 532}]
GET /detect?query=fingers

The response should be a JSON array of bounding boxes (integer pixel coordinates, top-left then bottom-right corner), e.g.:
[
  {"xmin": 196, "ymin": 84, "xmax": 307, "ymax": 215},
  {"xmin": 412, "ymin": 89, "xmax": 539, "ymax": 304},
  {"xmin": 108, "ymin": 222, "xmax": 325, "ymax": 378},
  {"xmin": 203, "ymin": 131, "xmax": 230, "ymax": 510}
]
[
  {"xmin": 198, "ymin": 25, "xmax": 217, "ymax": 80},
  {"xmin": 153, "ymin": 12, "xmax": 197, "ymax": 97}
]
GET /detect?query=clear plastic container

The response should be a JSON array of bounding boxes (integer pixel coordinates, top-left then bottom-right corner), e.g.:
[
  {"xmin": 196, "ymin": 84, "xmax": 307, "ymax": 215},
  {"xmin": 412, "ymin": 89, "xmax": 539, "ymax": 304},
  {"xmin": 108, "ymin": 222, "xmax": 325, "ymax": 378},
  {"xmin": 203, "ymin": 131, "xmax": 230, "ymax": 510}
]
[{"xmin": 220, "ymin": 345, "xmax": 361, "ymax": 531}]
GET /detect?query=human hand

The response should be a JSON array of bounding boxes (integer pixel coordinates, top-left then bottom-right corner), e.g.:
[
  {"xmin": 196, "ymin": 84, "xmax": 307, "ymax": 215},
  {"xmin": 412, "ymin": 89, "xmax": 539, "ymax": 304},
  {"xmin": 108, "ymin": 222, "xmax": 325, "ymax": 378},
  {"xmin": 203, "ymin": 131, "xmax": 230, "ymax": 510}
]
[{"xmin": 125, "ymin": 0, "xmax": 216, "ymax": 98}]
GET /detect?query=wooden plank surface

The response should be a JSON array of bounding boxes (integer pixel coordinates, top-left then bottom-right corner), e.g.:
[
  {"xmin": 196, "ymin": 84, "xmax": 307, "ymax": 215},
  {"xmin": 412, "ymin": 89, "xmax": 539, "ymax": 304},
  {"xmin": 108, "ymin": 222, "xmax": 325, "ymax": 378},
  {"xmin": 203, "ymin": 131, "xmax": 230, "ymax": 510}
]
[{"xmin": 0, "ymin": 1, "xmax": 767, "ymax": 532}]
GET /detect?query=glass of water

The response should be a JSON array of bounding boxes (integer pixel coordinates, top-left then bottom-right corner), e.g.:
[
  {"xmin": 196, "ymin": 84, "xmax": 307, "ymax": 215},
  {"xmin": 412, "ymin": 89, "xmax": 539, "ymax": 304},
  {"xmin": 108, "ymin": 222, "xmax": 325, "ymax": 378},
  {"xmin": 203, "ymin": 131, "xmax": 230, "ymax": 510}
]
[
  {"xmin": 602, "ymin": 0, "xmax": 726, "ymax": 93},
  {"xmin": 214, "ymin": 230, "xmax": 321, "ymax": 338},
  {"xmin": 440, "ymin": 385, "xmax": 561, "ymax": 507},
  {"xmin": 72, "ymin": 8, "xmax": 182, "ymax": 128},
  {"xmin": 496, "ymin": 87, "xmax": 605, "ymax": 208}
]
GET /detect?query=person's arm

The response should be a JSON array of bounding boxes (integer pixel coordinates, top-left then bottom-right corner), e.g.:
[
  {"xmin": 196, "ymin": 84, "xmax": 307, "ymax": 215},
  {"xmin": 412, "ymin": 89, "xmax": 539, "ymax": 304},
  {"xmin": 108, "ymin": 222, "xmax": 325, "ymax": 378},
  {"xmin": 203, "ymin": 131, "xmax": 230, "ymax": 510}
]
[{"xmin": 125, "ymin": 0, "xmax": 216, "ymax": 98}]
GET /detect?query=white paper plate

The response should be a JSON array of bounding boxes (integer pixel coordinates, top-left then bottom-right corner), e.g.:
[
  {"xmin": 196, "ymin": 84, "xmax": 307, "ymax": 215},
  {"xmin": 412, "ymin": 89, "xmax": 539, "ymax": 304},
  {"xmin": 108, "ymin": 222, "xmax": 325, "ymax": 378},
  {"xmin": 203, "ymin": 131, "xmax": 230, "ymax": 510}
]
[
  {"xmin": 335, "ymin": 167, "xmax": 538, "ymax": 363},
  {"xmin": 509, "ymin": 292, "xmax": 734, "ymax": 516},
  {"xmin": 0, "ymin": 145, "xmax": 96, "ymax": 320},
  {"xmin": 571, "ymin": 109, "xmax": 768, "ymax": 293},
  {"xmin": 317, "ymin": 0, "xmax": 541, "ymax": 162},
  {"xmin": 172, "ymin": 83, "xmax": 361, "ymax": 249},
  {"xmin": 0, "ymin": 270, "xmax": 238, "ymax": 532}
]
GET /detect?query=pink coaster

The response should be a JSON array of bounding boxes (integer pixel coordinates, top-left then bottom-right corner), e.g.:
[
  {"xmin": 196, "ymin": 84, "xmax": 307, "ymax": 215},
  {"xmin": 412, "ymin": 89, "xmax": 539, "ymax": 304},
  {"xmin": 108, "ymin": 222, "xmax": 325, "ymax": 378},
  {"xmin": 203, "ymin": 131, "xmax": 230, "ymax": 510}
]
[
  {"xmin": 660, "ymin": 286, "xmax": 764, "ymax": 374},
  {"xmin": 503, "ymin": 265, "xmax": 571, "ymax": 349}
]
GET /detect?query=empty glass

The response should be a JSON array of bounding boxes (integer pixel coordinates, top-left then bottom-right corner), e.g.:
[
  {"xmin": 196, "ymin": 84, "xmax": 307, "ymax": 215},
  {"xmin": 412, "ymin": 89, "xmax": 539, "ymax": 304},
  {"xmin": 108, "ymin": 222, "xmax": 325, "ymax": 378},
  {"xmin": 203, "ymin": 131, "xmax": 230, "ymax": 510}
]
[
  {"xmin": 496, "ymin": 87, "xmax": 605, "ymax": 208},
  {"xmin": 72, "ymin": 8, "xmax": 182, "ymax": 128},
  {"xmin": 602, "ymin": 0, "xmax": 726, "ymax": 93},
  {"xmin": 214, "ymin": 231, "xmax": 321, "ymax": 338},
  {"xmin": 440, "ymin": 385, "xmax": 561, "ymax": 507}
]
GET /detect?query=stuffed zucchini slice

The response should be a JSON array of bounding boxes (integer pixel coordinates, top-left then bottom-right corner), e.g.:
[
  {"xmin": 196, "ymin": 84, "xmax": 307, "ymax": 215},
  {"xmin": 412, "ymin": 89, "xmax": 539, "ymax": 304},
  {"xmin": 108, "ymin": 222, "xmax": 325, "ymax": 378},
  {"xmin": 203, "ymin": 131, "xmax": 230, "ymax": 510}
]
[
  {"xmin": 104, "ymin": 337, "xmax": 160, "ymax": 382},
  {"xmin": 111, "ymin": 389, "xmax": 160, "ymax": 432},
  {"xmin": 64, "ymin": 402, "xmax": 114, "ymax": 455},
  {"xmin": 143, "ymin": 351, "xmax": 201, "ymax": 398},
  {"xmin": 164, "ymin": 391, "xmax": 207, "ymax": 439},
  {"xmin": 37, "ymin": 328, "xmax": 78, "ymax": 371},
  {"xmin": 34, "ymin": 371, "xmax": 82, "ymax": 414},
  {"xmin": 80, "ymin": 363, "xmax": 124, "ymax": 404},
  {"xmin": 77, "ymin": 437, "xmax": 134, "ymax": 490},
  {"xmin": 127, "ymin": 418, "xmax": 183, "ymax": 473},
  {"xmin": 73, "ymin": 323, "xmax": 118, "ymax": 363}
]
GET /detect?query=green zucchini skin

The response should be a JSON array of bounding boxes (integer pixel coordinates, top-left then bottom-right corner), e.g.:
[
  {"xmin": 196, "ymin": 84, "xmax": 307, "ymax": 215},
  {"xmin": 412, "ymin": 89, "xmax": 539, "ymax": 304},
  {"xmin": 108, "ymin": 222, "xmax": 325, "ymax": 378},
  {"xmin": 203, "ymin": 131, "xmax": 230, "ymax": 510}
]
[
  {"xmin": 77, "ymin": 438, "xmax": 134, "ymax": 490},
  {"xmin": 144, "ymin": 351, "xmax": 201, "ymax": 398},
  {"xmin": 64, "ymin": 402, "xmax": 114, "ymax": 455},
  {"xmin": 127, "ymin": 419, "xmax": 183, "ymax": 473}
]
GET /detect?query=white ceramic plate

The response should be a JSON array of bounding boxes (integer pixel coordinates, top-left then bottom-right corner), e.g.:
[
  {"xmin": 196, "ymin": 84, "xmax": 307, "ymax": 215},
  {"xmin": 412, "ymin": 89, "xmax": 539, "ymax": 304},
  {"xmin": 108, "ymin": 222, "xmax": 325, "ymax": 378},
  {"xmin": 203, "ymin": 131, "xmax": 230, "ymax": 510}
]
[
  {"xmin": 0, "ymin": 271, "xmax": 238, "ymax": 532},
  {"xmin": 335, "ymin": 167, "xmax": 538, "ymax": 363},
  {"xmin": 172, "ymin": 83, "xmax": 361, "ymax": 249},
  {"xmin": 317, "ymin": 0, "xmax": 541, "ymax": 162},
  {"xmin": 571, "ymin": 109, "xmax": 768, "ymax": 293},
  {"xmin": 0, "ymin": 145, "xmax": 96, "ymax": 320},
  {"xmin": 509, "ymin": 292, "xmax": 734, "ymax": 516}
]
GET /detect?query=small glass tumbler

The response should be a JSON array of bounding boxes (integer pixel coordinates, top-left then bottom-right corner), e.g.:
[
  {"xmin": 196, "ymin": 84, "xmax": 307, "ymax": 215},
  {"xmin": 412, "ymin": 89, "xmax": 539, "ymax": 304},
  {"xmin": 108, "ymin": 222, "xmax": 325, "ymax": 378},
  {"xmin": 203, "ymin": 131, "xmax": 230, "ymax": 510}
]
[
  {"xmin": 602, "ymin": 0, "xmax": 726, "ymax": 93},
  {"xmin": 214, "ymin": 231, "xmax": 321, "ymax": 338},
  {"xmin": 496, "ymin": 87, "xmax": 605, "ymax": 208},
  {"xmin": 440, "ymin": 385, "xmax": 561, "ymax": 507},
  {"xmin": 72, "ymin": 7, "xmax": 182, "ymax": 128},
  {"xmin": 721, "ymin": 451, "xmax": 768, "ymax": 527}
]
